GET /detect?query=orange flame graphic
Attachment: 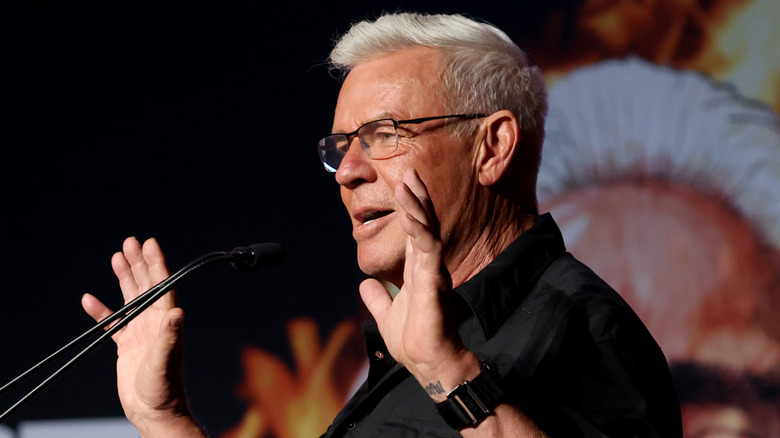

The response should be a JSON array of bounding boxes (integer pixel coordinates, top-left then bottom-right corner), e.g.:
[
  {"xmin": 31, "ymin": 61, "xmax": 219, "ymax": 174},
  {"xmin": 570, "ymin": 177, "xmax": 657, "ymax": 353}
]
[
  {"xmin": 223, "ymin": 2, "xmax": 779, "ymax": 436},
  {"xmin": 221, "ymin": 317, "xmax": 366, "ymax": 438}
]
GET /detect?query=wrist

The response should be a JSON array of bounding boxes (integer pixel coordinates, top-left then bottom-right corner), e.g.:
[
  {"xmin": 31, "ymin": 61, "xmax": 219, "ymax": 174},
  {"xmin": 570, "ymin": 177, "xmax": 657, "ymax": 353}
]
[
  {"xmin": 434, "ymin": 359, "xmax": 506, "ymax": 430},
  {"xmin": 133, "ymin": 407, "xmax": 206, "ymax": 438},
  {"xmin": 416, "ymin": 350, "xmax": 481, "ymax": 403}
]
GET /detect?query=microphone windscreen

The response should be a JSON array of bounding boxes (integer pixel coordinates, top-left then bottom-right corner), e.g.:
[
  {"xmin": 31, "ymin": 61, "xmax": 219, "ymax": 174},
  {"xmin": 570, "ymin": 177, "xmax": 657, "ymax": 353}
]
[{"xmin": 231, "ymin": 243, "xmax": 285, "ymax": 272}]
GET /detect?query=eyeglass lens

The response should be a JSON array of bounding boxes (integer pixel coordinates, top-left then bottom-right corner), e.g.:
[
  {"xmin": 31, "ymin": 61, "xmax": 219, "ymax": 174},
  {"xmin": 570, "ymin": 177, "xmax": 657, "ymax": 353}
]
[{"xmin": 318, "ymin": 119, "xmax": 399, "ymax": 172}]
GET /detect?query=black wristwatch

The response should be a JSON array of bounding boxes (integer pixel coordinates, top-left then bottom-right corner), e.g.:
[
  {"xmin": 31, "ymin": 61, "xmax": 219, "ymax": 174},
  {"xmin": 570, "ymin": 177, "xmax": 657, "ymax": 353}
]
[{"xmin": 434, "ymin": 360, "xmax": 505, "ymax": 429}]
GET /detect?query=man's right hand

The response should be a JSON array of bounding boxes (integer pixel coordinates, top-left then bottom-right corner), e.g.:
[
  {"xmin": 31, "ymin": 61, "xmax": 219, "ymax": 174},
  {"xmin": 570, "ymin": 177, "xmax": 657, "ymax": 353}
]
[{"xmin": 81, "ymin": 237, "xmax": 206, "ymax": 437}]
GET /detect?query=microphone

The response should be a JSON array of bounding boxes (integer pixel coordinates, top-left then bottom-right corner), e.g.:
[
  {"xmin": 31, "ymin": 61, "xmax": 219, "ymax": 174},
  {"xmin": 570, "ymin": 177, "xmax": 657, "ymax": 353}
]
[
  {"xmin": 0, "ymin": 242, "xmax": 284, "ymax": 423},
  {"xmin": 229, "ymin": 242, "xmax": 285, "ymax": 272}
]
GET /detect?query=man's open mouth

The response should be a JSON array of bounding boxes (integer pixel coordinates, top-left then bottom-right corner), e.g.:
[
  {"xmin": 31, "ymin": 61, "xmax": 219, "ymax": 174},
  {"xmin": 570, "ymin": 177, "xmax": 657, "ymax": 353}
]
[{"xmin": 360, "ymin": 210, "xmax": 393, "ymax": 225}]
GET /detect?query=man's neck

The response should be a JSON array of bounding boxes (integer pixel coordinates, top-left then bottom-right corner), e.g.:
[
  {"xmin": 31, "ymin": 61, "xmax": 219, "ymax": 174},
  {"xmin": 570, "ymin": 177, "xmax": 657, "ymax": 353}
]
[{"xmin": 447, "ymin": 213, "xmax": 537, "ymax": 287}]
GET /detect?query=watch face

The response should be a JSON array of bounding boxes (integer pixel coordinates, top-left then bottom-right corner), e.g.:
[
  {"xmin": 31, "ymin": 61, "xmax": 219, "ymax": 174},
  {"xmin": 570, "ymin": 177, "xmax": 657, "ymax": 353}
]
[{"xmin": 453, "ymin": 382, "xmax": 491, "ymax": 418}]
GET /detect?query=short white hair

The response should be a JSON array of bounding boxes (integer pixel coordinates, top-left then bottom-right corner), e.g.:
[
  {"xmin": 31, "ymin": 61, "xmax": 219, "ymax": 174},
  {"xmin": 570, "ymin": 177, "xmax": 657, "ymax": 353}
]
[{"xmin": 329, "ymin": 12, "xmax": 548, "ymax": 170}]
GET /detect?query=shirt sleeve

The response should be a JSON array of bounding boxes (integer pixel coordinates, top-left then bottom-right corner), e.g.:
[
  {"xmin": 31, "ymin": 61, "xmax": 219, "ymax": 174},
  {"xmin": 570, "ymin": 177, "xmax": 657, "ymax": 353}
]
[{"xmin": 491, "ymin": 287, "xmax": 682, "ymax": 437}]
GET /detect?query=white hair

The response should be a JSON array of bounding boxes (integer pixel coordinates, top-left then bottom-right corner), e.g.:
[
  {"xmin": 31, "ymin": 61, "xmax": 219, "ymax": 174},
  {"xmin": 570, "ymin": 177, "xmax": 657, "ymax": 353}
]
[
  {"xmin": 538, "ymin": 57, "xmax": 780, "ymax": 249},
  {"xmin": 329, "ymin": 12, "xmax": 548, "ymax": 169}
]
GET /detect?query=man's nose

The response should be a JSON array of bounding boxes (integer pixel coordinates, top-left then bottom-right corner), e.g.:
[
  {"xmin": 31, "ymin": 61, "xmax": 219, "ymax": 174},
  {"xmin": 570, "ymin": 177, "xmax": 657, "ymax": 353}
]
[{"xmin": 335, "ymin": 138, "xmax": 375, "ymax": 189}]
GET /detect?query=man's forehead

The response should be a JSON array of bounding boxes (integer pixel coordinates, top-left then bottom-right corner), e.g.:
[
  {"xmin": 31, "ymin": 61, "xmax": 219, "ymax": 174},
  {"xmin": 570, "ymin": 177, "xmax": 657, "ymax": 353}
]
[{"xmin": 332, "ymin": 47, "xmax": 445, "ymax": 129}]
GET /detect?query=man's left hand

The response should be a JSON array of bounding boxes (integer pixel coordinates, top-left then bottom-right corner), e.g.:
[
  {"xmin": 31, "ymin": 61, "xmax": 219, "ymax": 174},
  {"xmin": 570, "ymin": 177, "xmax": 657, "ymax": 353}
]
[{"xmin": 359, "ymin": 168, "xmax": 480, "ymax": 400}]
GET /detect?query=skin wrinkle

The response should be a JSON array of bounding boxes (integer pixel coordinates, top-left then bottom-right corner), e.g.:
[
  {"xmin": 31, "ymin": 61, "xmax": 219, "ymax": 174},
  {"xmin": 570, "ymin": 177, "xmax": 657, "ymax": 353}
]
[
  {"xmin": 450, "ymin": 193, "xmax": 534, "ymax": 287},
  {"xmin": 441, "ymin": 105, "xmax": 537, "ymax": 288},
  {"xmin": 339, "ymin": 48, "xmax": 537, "ymax": 286},
  {"xmin": 335, "ymin": 50, "xmax": 535, "ymax": 288},
  {"xmin": 435, "ymin": 125, "xmax": 533, "ymax": 288},
  {"xmin": 335, "ymin": 46, "xmax": 533, "ymax": 290},
  {"xmin": 78, "ymin": 13, "xmax": 589, "ymax": 437}
]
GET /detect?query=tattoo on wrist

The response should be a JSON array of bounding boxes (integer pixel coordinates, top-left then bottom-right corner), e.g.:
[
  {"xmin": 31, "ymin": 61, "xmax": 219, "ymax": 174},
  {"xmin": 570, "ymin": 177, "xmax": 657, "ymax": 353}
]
[{"xmin": 424, "ymin": 381, "xmax": 445, "ymax": 396}]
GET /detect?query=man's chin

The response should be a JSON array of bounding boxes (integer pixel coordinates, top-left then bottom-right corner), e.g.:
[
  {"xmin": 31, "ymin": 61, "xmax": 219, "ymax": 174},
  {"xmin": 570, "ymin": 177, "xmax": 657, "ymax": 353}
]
[{"xmin": 356, "ymin": 253, "xmax": 404, "ymax": 285}]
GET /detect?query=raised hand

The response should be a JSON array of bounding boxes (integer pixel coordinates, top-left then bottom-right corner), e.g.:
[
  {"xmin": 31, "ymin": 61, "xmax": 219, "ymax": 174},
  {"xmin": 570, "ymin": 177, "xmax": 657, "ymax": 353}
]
[
  {"xmin": 81, "ymin": 237, "xmax": 204, "ymax": 436},
  {"xmin": 359, "ymin": 168, "xmax": 480, "ymax": 399}
]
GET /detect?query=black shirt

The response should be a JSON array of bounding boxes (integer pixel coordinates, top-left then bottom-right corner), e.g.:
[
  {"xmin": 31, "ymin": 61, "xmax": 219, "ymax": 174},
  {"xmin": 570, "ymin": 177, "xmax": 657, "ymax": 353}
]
[{"xmin": 322, "ymin": 214, "xmax": 682, "ymax": 437}]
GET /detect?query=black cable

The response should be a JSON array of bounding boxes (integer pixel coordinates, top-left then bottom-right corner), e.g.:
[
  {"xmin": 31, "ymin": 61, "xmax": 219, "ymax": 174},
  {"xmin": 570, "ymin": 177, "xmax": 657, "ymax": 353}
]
[{"xmin": 0, "ymin": 251, "xmax": 234, "ymax": 423}]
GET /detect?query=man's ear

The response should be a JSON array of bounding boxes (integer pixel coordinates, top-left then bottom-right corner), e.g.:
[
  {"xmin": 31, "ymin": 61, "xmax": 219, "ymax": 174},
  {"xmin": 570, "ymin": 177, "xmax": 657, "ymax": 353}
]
[{"xmin": 477, "ymin": 110, "xmax": 520, "ymax": 187}]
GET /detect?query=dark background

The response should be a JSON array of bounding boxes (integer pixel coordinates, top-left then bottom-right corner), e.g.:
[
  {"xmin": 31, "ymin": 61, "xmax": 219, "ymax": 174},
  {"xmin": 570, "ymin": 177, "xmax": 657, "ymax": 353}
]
[{"xmin": 0, "ymin": 0, "xmax": 573, "ymax": 434}]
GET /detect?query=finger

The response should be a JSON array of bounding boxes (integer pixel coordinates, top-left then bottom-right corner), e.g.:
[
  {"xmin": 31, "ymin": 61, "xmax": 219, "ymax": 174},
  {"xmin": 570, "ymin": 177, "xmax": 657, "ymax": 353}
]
[
  {"xmin": 124, "ymin": 237, "xmax": 155, "ymax": 292},
  {"xmin": 141, "ymin": 238, "xmax": 176, "ymax": 309},
  {"xmin": 82, "ymin": 293, "xmax": 125, "ymax": 340},
  {"xmin": 142, "ymin": 238, "xmax": 170, "ymax": 282},
  {"xmin": 402, "ymin": 233, "xmax": 449, "ymax": 296},
  {"xmin": 81, "ymin": 293, "xmax": 113, "ymax": 323},
  {"xmin": 394, "ymin": 170, "xmax": 431, "ymax": 230},
  {"xmin": 359, "ymin": 278, "xmax": 393, "ymax": 324},
  {"xmin": 112, "ymin": 248, "xmax": 142, "ymax": 303},
  {"xmin": 402, "ymin": 168, "xmax": 438, "ymax": 230},
  {"xmin": 396, "ymin": 193, "xmax": 441, "ymax": 255}
]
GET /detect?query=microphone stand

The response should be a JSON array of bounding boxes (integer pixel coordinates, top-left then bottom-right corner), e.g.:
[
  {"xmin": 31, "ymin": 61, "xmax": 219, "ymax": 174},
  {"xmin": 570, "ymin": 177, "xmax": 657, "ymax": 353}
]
[{"xmin": 0, "ymin": 243, "xmax": 283, "ymax": 423}]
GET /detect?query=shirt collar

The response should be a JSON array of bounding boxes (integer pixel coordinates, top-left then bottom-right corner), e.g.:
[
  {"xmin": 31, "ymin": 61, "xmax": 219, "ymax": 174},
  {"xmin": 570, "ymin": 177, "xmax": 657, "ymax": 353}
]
[{"xmin": 453, "ymin": 213, "xmax": 566, "ymax": 339}]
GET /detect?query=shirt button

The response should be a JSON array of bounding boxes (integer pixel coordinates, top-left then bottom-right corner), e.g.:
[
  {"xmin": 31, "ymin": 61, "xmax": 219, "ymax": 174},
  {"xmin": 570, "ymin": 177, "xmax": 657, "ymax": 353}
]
[
  {"xmin": 346, "ymin": 422, "xmax": 356, "ymax": 430},
  {"xmin": 374, "ymin": 351, "xmax": 384, "ymax": 359}
]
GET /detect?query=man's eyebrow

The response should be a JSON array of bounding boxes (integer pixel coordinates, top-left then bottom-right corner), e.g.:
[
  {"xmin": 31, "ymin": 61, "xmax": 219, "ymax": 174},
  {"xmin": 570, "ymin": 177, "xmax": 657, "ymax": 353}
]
[
  {"xmin": 375, "ymin": 111, "xmax": 400, "ymax": 120},
  {"xmin": 331, "ymin": 112, "xmax": 403, "ymax": 134},
  {"xmin": 362, "ymin": 112, "xmax": 402, "ymax": 123}
]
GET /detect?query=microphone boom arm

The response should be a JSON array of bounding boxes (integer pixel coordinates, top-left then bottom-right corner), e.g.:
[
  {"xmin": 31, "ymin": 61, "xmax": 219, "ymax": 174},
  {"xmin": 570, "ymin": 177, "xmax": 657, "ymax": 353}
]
[{"xmin": 0, "ymin": 243, "xmax": 283, "ymax": 423}]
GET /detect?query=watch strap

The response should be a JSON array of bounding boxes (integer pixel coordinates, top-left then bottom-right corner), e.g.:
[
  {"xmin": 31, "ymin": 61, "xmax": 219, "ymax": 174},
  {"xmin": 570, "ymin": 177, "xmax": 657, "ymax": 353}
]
[{"xmin": 434, "ymin": 360, "xmax": 504, "ymax": 429}]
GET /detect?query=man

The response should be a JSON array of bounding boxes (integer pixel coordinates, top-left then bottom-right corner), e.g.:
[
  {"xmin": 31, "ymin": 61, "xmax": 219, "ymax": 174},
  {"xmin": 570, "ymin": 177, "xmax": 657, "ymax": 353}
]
[{"xmin": 82, "ymin": 12, "xmax": 682, "ymax": 437}]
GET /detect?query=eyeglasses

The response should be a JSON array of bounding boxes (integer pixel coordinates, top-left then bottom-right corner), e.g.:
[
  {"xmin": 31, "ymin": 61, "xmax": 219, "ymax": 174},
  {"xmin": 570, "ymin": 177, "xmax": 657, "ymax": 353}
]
[{"xmin": 317, "ymin": 113, "xmax": 487, "ymax": 172}]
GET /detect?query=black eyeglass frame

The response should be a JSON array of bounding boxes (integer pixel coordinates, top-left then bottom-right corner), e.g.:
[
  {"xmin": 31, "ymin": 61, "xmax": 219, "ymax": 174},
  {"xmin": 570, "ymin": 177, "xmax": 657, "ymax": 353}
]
[{"xmin": 317, "ymin": 113, "xmax": 487, "ymax": 172}]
